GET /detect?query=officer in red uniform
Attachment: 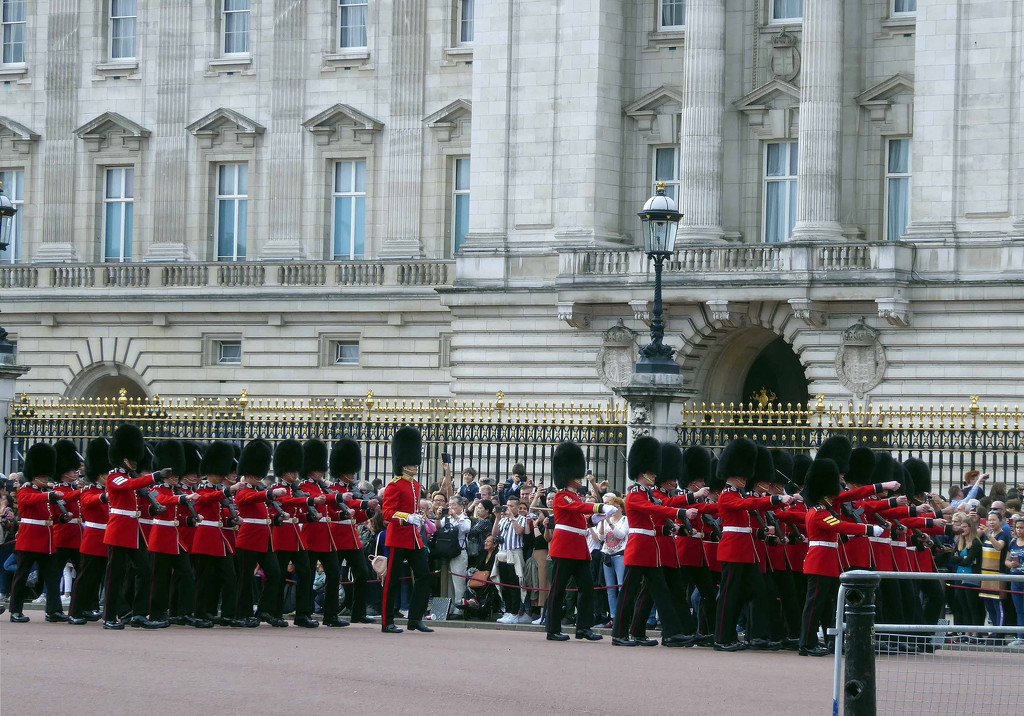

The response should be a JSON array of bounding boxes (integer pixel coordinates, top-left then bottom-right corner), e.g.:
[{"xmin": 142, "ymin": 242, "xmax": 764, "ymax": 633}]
[
  {"xmin": 147, "ymin": 441, "xmax": 208, "ymax": 628},
  {"xmin": 714, "ymin": 438, "xmax": 799, "ymax": 651},
  {"xmin": 544, "ymin": 440, "xmax": 617, "ymax": 642},
  {"xmin": 8, "ymin": 443, "xmax": 65, "ymax": 623},
  {"xmin": 677, "ymin": 445, "xmax": 720, "ymax": 643},
  {"xmin": 611, "ymin": 436, "xmax": 695, "ymax": 647},
  {"xmin": 904, "ymin": 457, "xmax": 951, "ymax": 644},
  {"xmin": 380, "ymin": 426, "xmax": 433, "ymax": 634},
  {"xmin": 193, "ymin": 441, "xmax": 242, "ymax": 627},
  {"xmin": 233, "ymin": 439, "xmax": 289, "ymax": 627},
  {"xmin": 52, "ymin": 439, "xmax": 84, "ymax": 608},
  {"xmin": 329, "ymin": 437, "xmax": 377, "ymax": 624},
  {"xmin": 299, "ymin": 438, "xmax": 349, "ymax": 627},
  {"xmin": 102, "ymin": 424, "xmax": 168, "ymax": 630},
  {"xmin": 69, "ymin": 438, "xmax": 112, "ymax": 623}
]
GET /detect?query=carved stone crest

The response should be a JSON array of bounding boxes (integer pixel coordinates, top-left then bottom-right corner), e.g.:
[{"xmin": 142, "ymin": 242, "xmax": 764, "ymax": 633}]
[
  {"xmin": 597, "ymin": 320, "xmax": 638, "ymax": 390},
  {"xmin": 835, "ymin": 319, "xmax": 886, "ymax": 398},
  {"xmin": 769, "ymin": 29, "xmax": 801, "ymax": 83},
  {"xmin": 629, "ymin": 401, "xmax": 652, "ymax": 439}
]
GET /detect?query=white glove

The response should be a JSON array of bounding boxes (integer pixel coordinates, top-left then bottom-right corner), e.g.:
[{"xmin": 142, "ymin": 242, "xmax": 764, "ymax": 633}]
[
  {"xmin": 601, "ymin": 505, "xmax": 619, "ymax": 516},
  {"xmin": 869, "ymin": 525, "xmax": 885, "ymax": 538},
  {"xmin": 591, "ymin": 512, "xmax": 610, "ymax": 525},
  {"xmin": 406, "ymin": 514, "xmax": 423, "ymax": 528}
]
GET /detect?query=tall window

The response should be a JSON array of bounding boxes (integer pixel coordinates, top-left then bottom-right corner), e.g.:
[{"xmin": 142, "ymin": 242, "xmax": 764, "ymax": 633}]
[
  {"xmin": 223, "ymin": 0, "xmax": 250, "ymax": 55},
  {"xmin": 0, "ymin": 169, "xmax": 23, "ymax": 263},
  {"xmin": 109, "ymin": 0, "xmax": 137, "ymax": 60},
  {"xmin": 1, "ymin": 0, "xmax": 26, "ymax": 64},
  {"xmin": 332, "ymin": 160, "xmax": 366, "ymax": 260},
  {"xmin": 451, "ymin": 157, "xmax": 470, "ymax": 253},
  {"xmin": 103, "ymin": 167, "xmax": 134, "ymax": 262},
  {"xmin": 459, "ymin": 0, "xmax": 474, "ymax": 44},
  {"xmin": 339, "ymin": 0, "xmax": 368, "ymax": 50},
  {"xmin": 771, "ymin": 0, "xmax": 802, "ymax": 22},
  {"xmin": 653, "ymin": 146, "xmax": 679, "ymax": 203},
  {"xmin": 763, "ymin": 142, "xmax": 798, "ymax": 243},
  {"xmin": 216, "ymin": 163, "xmax": 248, "ymax": 262},
  {"xmin": 892, "ymin": 0, "xmax": 916, "ymax": 16},
  {"xmin": 885, "ymin": 139, "xmax": 911, "ymax": 241},
  {"xmin": 660, "ymin": 0, "xmax": 685, "ymax": 29}
]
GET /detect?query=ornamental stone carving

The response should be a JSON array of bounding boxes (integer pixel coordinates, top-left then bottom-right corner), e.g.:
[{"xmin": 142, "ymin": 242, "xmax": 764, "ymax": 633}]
[
  {"xmin": 769, "ymin": 29, "xmax": 801, "ymax": 83},
  {"xmin": 835, "ymin": 319, "xmax": 887, "ymax": 398},
  {"xmin": 628, "ymin": 401, "xmax": 653, "ymax": 439},
  {"xmin": 597, "ymin": 320, "xmax": 638, "ymax": 390}
]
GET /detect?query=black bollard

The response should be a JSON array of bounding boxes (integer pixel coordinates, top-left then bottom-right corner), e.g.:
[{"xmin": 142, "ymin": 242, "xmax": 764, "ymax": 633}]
[{"xmin": 841, "ymin": 570, "xmax": 880, "ymax": 716}]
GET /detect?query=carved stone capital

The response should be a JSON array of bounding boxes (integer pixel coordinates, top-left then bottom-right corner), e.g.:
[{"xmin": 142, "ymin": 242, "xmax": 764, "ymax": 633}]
[
  {"xmin": 706, "ymin": 300, "xmax": 748, "ymax": 328},
  {"xmin": 788, "ymin": 299, "xmax": 828, "ymax": 328},
  {"xmin": 628, "ymin": 299, "xmax": 651, "ymax": 326},
  {"xmin": 557, "ymin": 301, "xmax": 591, "ymax": 330},
  {"xmin": 876, "ymin": 298, "xmax": 911, "ymax": 327}
]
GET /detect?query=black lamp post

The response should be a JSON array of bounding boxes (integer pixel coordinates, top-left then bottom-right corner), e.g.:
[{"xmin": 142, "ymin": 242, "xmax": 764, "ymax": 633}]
[
  {"xmin": 0, "ymin": 182, "xmax": 17, "ymax": 359},
  {"xmin": 635, "ymin": 181, "xmax": 682, "ymax": 375}
]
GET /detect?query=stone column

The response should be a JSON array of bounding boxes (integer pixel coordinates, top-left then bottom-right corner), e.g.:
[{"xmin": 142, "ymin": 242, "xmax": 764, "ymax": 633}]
[
  {"xmin": 678, "ymin": 0, "xmax": 726, "ymax": 243},
  {"xmin": 789, "ymin": 0, "xmax": 844, "ymax": 243},
  {"xmin": 0, "ymin": 332, "xmax": 30, "ymax": 473}
]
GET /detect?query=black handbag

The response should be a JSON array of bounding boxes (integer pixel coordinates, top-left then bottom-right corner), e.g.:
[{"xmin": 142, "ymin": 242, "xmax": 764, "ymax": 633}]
[{"xmin": 431, "ymin": 518, "xmax": 463, "ymax": 559}]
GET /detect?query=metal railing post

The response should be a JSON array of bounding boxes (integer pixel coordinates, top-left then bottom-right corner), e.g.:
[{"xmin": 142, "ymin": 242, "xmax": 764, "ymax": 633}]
[{"xmin": 840, "ymin": 570, "xmax": 879, "ymax": 716}]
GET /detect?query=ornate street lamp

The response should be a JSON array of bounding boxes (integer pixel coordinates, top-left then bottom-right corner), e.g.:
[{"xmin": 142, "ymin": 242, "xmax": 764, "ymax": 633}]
[
  {"xmin": 0, "ymin": 181, "xmax": 17, "ymax": 359},
  {"xmin": 635, "ymin": 181, "xmax": 682, "ymax": 375}
]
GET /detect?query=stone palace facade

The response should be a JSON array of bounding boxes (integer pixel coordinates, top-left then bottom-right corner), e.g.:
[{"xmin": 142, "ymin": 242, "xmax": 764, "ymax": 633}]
[{"xmin": 1, "ymin": 0, "xmax": 1023, "ymax": 411}]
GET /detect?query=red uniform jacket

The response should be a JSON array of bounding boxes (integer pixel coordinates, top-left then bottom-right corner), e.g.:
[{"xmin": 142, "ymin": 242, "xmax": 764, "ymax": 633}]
[
  {"xmin": 623, "ymin": 487, "xmax": 684, "ymax": 568},
  {"xmin": 52, "ymin": 484, "xmax": 83, "ymax": 550},
  {"xmin": 235, "ymin": 484, "xmax": 279, "ymax": 552},
  {"xmin": 79, "ymin": 487, "xmax": 109, "ymax": 557},
  {"xmin": 103, "ymin": 469, "xmax": 155, "ymax": 549},
  {"xmin": 382, "ymin": 476, "xmax": 424, "ymax": 550},
  {"xmin": 651, "ymin": 487, "xmax": 693, "ymax": 568},
  {"xmin": 14, "ymin": 484, "xmax": 63, "ymax": 554},
  {"xmin": 774, "ymin": 504, "xmax": 807, "ymax": 572},
  {"xmin": 191, "ymin": 486, "xmax": 233, "ymax": 556},
  {"xmin": 297, "ymin": 480, "xmax": 344, "ymax": 553},
  {"xmin": 677, "ymin": 502, "xmax": 717, "ymax": 568},
  {"xmin": 147, "ymin": 486, "xmax": 189, "ymax": 555},
  {"xmin": 328, "ymin": 484, "xmax": 367, "ymax": 552},
  {"xmin": 271, "ymin": 488, "xmax": 314, "ymax": 552},
  {"xmin": 548, "ymin": 489, "xmax": 601, "ymax": 561},
  {"xmin": 177, "ymin": 485, "xmax": 197, "ymax": 553},
  {"xmin": 804, "ymin": 505, "xmax": 875, "ymax": 578},
  {"xmin": 716, "ymin": 487, "xmax": 783, "ymax": 564},
  {"xmin": 762, "ymin": 509, "xmax": 788, "ymax": 572}
]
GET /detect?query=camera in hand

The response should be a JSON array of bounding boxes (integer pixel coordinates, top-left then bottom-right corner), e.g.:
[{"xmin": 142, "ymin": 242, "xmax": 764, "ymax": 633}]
[{"xmin": 442, "ymin": 451, "xmax": 452, "ymax": 465}]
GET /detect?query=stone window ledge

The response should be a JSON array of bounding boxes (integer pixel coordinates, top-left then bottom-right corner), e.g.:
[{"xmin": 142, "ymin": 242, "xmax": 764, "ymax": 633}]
[
  {"xmin": 0, "ymin": 64, "xmax": 28, "ymax": 79},
  {"xmin": 645, "ymin": 30, "xmax": 686, "ymax": 51},
  {"xmin": 321, "ymin": 51, "xmax": 372, "ymax": 72},
  {"xmin": 880, "ymin": 16, "xmax": 916, "ymax": 36},
  {"xmin": 206, "ymin": 55, "xmax": 255, "ymax": 76},
  {"xmin": 93, "ymin": 61, "xmax": 141, "ymax": 81},
  {"xmin": 442, "ymin": 45, "xmax": 473, "ymax": 65},
  {"xmin": 759, "ymin": 23, "xmax": 802, "ymax": 35}
]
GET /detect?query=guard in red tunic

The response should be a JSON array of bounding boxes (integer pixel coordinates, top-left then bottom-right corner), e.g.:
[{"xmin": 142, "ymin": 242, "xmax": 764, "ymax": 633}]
[
  {"xmin": 69, "ymin": 438, "xmax": 112, "ymax": 623},
  {"xmin": 766, "ymin": 449, "xmax": 809, "ymax": 650},
  {"xmin": 52, "ymin": 439, "xmax": 84, "ymax": 608},
  {"xmin": 676, "ymin": 445, "xmax": 720, "ymax": 643},
  {"xmin": 380, "ymin": 426, "xmax": 433, "ymax": 634},
  {"xmin": 8, "ymin": 443, "xmax": 65, "ymax": 623},
  {"xmin": 544, "ymin": 440, "xmax": 616, "ymax": 642},
  {"xmin": 192, "ymin": 441, "xmax": 242, "ymax": 627},
  {"xmin": 714, "ymin": 438, "xmax": 799, "ymax": 651},
  {"xmin": 329, "ymin": 437, "xmax": 377, "ymax": 624},
  {"xmin": 904, "ymin": 456, "xmax": 950, "ymax": 646},
  {"xmin": 299, "ymin": 438, "xmax": 350, "ymax": 627},
  {"xmin": 233, "ymin": 440, "xmax": 289, "ymax": 627}
]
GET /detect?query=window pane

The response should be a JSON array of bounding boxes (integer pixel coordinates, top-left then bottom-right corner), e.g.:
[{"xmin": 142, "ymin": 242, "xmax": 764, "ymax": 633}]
[
  {"xmin": 764, "ymin": 182, "xmax": 785, "ymax": 244},
  {"xmin": 335, "ymin": 161, "xmax": 353, "ymax": 193},
  {"xmin": 123, "ymin": 167, "xmax": 134, "ymax": 197},
  {"xmin": 787, "ymin": 180, "xmax": 797, "ymax": 238},
  {"xmin": 4, "ymin": 0, "xmax": 27, "ymax": 23},
  {"xmin": 789, "ymin": 142, "xmax": 799, "ymax": 175},
  {"xmin": 354, "ymin": 160, "xmax": 366, "ymax": 192},
  {"xmin": 218, "ymin": 200, "xmax": 235, "ymax": 259},
  {"xmin": 106, "ymin": 168, "xmax": 122, "ymax": 199},
  {"xmin": 455, "ymin": 158, "xmax": 471, "ymax": 191},
  {"xmin": 122, "ymin": 203, "xmax": 133, "ymax": 260},
  {"xmin": 661, "ymin": 0, "xmax": 686, "ymax": 27},
  {"xmin": 887, "ymin": 178, "xmax": 909, "ymax": 240},
  {"xmin": 887, "ymin": 139, "xmax": 909, "ymax": 174},
  {"xmin": 894, "ymin": 0, "xmax": 916, "ymax": 12},
  {"xmin": 224, "ymin": 0, "xmax": 249, "ymax": 10},
  {"xmin": 237, "ymin": 164, "xmax": 248, "ymax": 195},
  {"xmin": 339, "ymin": 0, "xmax": 368, "ymax": 49},
  {"xmin": 336, "ymin": 342, "xmax": 359, "ymax": 364},
  {"xmin": 218, "ymin": 164, "xmax": 234, "ymax": 195},
  {"xmin": 655, "ymin": 148, "xmax": 677, "ymax": 181},
  {"xmin": 334, "ymin": 196, "xmax": 352, "ymax": 258},
  {"xmin": 772, "ymin": 0, "xmax": 802, "ymax": 20},
  {"xmin": 454, "ymin": 194, "xmax": 470, "ymax": 251},
  {"xmin": 111, "ymin": 0, "xmax": 136, "ymax": 16},
  {"xmin": 460, "ymin": 0, "xmax": 474, "ymax": 43},
  {"xmin": 235, "ymin": 199, "xmax": 247, "ymax": 259},
  {"xmin": 224, "ymin": 0, "xmax": 250, "ymax": 55},
  {"xmin": 353, "ymin": 196, "xmax": 365, "ymax": 258},
  {"xmin": 766, "ymin": 144, "xmax": 784, "ymax": 176},
  {"xmin": 105, "ymin": 203, "xmax": 122, "ymax": 260}
]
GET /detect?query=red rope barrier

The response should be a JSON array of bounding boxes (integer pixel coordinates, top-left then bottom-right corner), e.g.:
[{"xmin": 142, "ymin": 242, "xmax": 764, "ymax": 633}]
[{"xmin": 946, "ymin": 581, "xmax": 1024, "ymax": 596}]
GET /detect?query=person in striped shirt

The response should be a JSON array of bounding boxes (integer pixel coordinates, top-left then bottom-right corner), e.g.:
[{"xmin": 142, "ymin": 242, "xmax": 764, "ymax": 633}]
[{"xmin": 491, "ymin": 497, "xmax": 530, "ymax": 624}]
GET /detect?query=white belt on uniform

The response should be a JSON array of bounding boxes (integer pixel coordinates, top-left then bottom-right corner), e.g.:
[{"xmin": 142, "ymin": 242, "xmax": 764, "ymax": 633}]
[
  {"xmin": 690, "ymin": 532, "xmax": 705, "ymax": 539},
  {"xmin": 891, "ymin": 540, "xmax": 907, "ymax": 547},
  {"xmin": 64, "ymin": 518, "xmax": 81, "ymax": 525},
  {"xmin": 808, "ymin": 541, "xmax": 838, "ymax": 549},
  {"xmin": 722, "ymin": 526, "xmax": 752, "ymax": 534},
  {"xmin": 554, "ymin": 524, "xmax": 587, "ymax": 536},
  {"xmin": 19, "ymin": 518, "xmax": 51, "ymax": 527},
  {"xmin": 198, "ymin": 521, "xmax": 222, "ymax": 528},
  {"xmin": 139, "ymin": 518, "xmax": 154, "ymax": 525},
  {"xmin": 110, "ymin": 508, "xmax": 141, "ymax": 517},
  {"xmin": 151, "ymin": 519, "xmax": 178, "ymax": 527},
  {"xmin": 241, "ymin": 517, "xmax": 271, "ymax": 525},
  {"xmin": 332, "ymin": 520, "xmax": 353, "ymax": 525},
  {"xmin": 318, "ymin": 517, "xmax": 329, "ymax": 523},
  {"xmin": 83, "ymin": 521, "xmax": 107, "ymax": 530},
  {"xmin": 628, "ymin": 528, "xmax": 656, "ymax": 537},
  {"xmin": 868, "ymin": 537, "xmax": 891, "ymax": 544}
]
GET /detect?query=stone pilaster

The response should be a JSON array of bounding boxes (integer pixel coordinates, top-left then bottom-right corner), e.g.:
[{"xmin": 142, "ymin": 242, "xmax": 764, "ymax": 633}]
[
  {"xmin": 678, "ymin": 0, "xmax": 726, "ymax": 243},
  {"xmin": 789, "ymin": 0, "xmax": 843, "ymax": 243}
]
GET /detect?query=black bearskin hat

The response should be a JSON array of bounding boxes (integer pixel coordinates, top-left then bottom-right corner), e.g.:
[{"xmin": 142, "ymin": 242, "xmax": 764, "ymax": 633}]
[
  {"xmin": 391, "ymin": 426, "xmax": 422, "ymax": 476},
  {"xmin": 816, "ymin": 435, "xmax": 852, "ymax": 475},
  {"xmin": 659, "ymin": 442, "xmax": 684, "ymax": 486},
  {"xmin": 628, "ymin": 436, "xmax": 662, "ymax": 482},
  {"xmin": 717, "ymin": 438, "xmax": 758, "ymax": 483},
  {"xmin": 330, "ymin": 438, "xmax": 362, "ymax": 478},
  {"xmin": 139, "ymin": 443, "xmax": 156, "ymax": 473},
  {"xmin": 803, "ymin": 458, "xmax": 842, "ymax": 506},
  {"xmin": 200, "ymin": 441, "xmax": 235, "ymax": 477},
  {"xmin": 771, "ymin": 449, "xmax": 794, "ymax": 485},
  {"xmin": 155, "ymin": 441, "xmax": 186, "ymax": 478},
  {"xmin": 903, "ymin": 457, "xmax": 931, "ymax": 496},
  {"xmin": 896, "ymin": 463, "xmax": 914, "ymax": 498},
  {"xmin": 682, "ymin": 446, "xmax": 712, "ymax": 485},
  {"xmin": 182, "ymin": 441, "xmax": 204, "ymax": 477},
  {"xmin": 870, "ymin": 451, "xmax": 894, "ymax": 486},
  {"xmin": 750, "ymin": 445, "xmax": 775, "ymax": 491},
  {"xmin": 273, "ymin": 439, "xmax": 304, "ymax": 477},
  {"xmin": 85, "ymin": 438, "xmax": 112, "ymax": 483},
  {"xmin": 23, "ymin": 442, "xmax": 56, "ymax": 481},
  {"xmin": 706, "ymin": 456, "xmax": 726, "ymax": 492},
  {"xmin": 239, "ymin": 440, "xmax": 273, "ymax": 480},
  {"xmin": 847, "ymin": 447, "xmax": 876, "ymax": 486},
  {"xmin": 302, "ymin": 439, "xmax": 329, "ymax": 478},
  {"xmin": 54, "ymin": 439, "xmax": 82, "ymax": 478},
  {"xmin": 552, "ymin": 441, "xmax": 586, "ymax": 490},
  {"xmin": 109, "ymin": 423, "xmax": 146, "ymax": 467},
  {"xmin": 792, "ymin": 454, "xmax": 812, "ymax": 488}
]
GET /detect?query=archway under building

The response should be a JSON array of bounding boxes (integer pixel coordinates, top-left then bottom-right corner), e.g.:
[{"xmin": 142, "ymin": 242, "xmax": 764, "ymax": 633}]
[
  {"xmin": 65, "ymin": 362, "xmax": 150, "ymax": 402},
  {"xmin": 697, "ymin": 327, "xmax": 809, "ymax": 408}
]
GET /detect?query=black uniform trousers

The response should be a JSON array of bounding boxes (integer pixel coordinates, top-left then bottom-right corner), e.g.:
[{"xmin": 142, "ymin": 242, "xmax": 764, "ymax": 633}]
[
  {"xmin": 800, "ymin": 573, "xmax": 840, "ymax": 648},
  {"xmin": 9, "ymin": 550, "xmax": 62, "ymax": 615},
  {"xmin": 381, "ymin": 546, "xmax": 430, "ymax": 627},
  {"xmin": 715, "ymin": 561, "xmax": 770, "ymax": 644},
  {"xmin": 195, "ymin": 553, "xmax": 237, "ymax": 619},
  {"xmin": 917, "ymin": 578, "xmax": 945, "ymax": 625},
  {"xmin": 103, "ymin": 542, "xmax": 151, "ymax": 621},
  {"xmin": 276, "ymin": 550, "xmax": 313, "ymax": 620},
  {"xmin": 308, "ymin": 550, "xmax": 341, "ymax": 619},
  {"xmin": 768, "ymin": 566, "xmax": 803, "ymax": 640},
  {"xmin": 70, "ymin": 553, "xmax": 106, "ymax": 616},
  {"xmin": 546, "ymin": 556, "xmax": 594, "ymax": 635},
  {"xmin": 631, "ymin": 565, "xmax": 695, "ymax": 638},
  {"xmin": 338, "ymin": 548, "xmax": 368, "ymax": 620},
  {"xmin": 236, "ymin": 546, "xmax": 282, "ymax": 618},
  {"xmin": 612, "ymin": 565, "xmax": 683, "ymax": 640},
  {"xmin": 679, "ymin": 564, "xmax": 718, "ymax": 635},
  {"xmin": 149, "ymin": 551, "xmax": 196, "ymax": 619}
]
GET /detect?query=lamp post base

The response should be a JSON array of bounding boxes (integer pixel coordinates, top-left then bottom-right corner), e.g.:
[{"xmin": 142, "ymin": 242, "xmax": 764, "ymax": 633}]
[{"xmin": 633, "ymin": 356, "xmax": 680, "ymax": 375}]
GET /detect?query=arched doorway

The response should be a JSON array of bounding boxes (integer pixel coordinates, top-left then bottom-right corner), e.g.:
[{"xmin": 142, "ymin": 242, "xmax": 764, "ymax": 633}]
[
  {"xmin": 698, "ymin": 327, "xmax": 809, "ymax": 407},
  {"xmin": 65, "ymin": 362, "xmax": 150, "ymax": 402},
  {"xmin": 740, "ymin": 336, "xmax": 809, "ymax": 408}
]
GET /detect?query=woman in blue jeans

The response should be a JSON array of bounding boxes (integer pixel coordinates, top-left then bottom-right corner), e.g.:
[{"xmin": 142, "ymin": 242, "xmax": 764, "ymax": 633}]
[
  {"xmin": 1005, "ymin": 515, "xmax": 1024, "ymax": 646},
  {"xmin": 594, "ymin": 495, "xmax": 627, "ymax": 627}
]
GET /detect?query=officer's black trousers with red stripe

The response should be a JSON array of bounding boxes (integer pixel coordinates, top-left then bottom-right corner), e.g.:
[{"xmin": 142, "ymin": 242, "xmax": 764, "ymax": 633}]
[
  {"xmin": 9, "ymin": 550, "xmax": 62, "ymax": 615},
  {"xmin": 612, "ymin": 564, "xmax": 682, "ymax": 640},
  {"xmin": 715, "ymin": 561, "xmax": 770, "ymax": 645},
  {"xmin": 799, "ymin": 573, "xmax": 839, "ymax": 649},
  {"xmin": 104, "ymin": 543, "xmax": 151, "ymax": 621},
  {"xmin": 546, "ymin": 556, "xmax": 594, "ymax": 636},
  {"xmin": 382, "ymin": 546, "xmax": 430, "ymax": 627},
  {"xmin": 70, "ymin": 553, "xmax": 105, "ymax": 617}
]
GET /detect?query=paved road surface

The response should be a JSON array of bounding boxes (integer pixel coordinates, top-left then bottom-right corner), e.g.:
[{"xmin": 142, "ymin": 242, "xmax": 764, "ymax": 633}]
[{"xmin": 1, "ymin": 621, "xmax": 834, "ymax": 715}]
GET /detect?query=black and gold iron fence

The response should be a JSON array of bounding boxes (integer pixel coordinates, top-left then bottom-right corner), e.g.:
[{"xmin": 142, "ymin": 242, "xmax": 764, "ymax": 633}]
[
  {"xmin": 676, "ymin": 394, "xmax": 1024, "ymax": 498},
  {"xmin": 2, "ymin": 389, "xmax": 630, "ymax": 493}
]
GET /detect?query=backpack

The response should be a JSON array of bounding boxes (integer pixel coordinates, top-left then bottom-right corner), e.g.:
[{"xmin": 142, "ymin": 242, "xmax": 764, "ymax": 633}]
[{"xmin": 431, "ymin": 518, "xmax": 463, "ymax": 559}]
